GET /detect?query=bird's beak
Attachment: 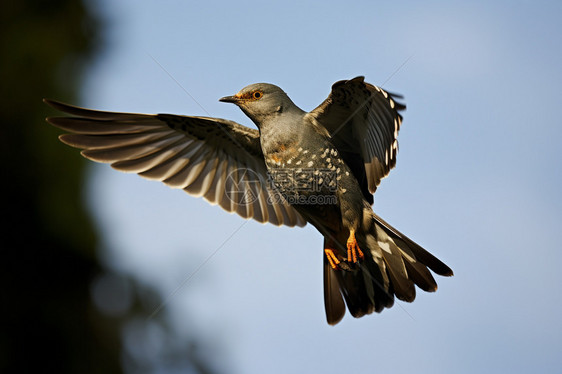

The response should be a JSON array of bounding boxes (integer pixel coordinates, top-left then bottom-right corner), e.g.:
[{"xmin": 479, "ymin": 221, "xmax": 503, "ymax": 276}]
[{"xmin": 219, "ymin": 95, "xmax": 240, "ymax": 104}]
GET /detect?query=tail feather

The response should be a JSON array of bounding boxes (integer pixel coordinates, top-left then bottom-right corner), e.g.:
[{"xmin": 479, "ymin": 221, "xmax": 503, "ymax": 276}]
[
  {"xmin": 403, "ymin": 260, "xmax": 437, "ymax": 292},
  {"xmin": 393, "ymin": 236, "xmax": 438, "ymax": 292},
  {"xmin": 374, "ymin": 226, "xmax": 416, "ymax": 302},
  {"xmin": 372, "ymin": 212, "xmax": 454, "ymax": 276},
  {"xmin": 361, "ymin": 250, "xmax": 394, "ymax": 312},
  {"xmin": 338, "ymin": 271, "xmax": 371, "ymax": 318},
  {"xmin": 323, "ymin": 213, "xmax": 452, "ymax": 324},
  {"xmin": 323, "ymin": 260, "xmax": 346, "ymax": 325}
]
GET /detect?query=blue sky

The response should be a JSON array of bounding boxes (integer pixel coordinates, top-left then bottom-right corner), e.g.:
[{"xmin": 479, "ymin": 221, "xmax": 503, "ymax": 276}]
[{"xmin": 79, "ymin": 1, "xmax": 561, "ymax": 372}]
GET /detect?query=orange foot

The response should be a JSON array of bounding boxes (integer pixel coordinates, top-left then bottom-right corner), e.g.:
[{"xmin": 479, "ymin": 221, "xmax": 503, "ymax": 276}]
[
  {"xmin": 324, "ymin": 248, "xmax": 341, "ymax": 269},
  {"xmin": 346, "ymin": 230, "xmax": 364, "ymax": 263}
]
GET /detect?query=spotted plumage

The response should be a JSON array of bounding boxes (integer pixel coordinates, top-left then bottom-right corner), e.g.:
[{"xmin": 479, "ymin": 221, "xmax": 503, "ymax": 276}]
[{"xmin": 44, "ymin": 76, "xmax": 452, "ymax": 325}]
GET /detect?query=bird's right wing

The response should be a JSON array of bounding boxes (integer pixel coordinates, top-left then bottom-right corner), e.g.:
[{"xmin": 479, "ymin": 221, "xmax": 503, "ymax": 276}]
[
  {"xmin": 44, "ymin": 99, "xmax": 306, "ymax": 227},
  {"xmin": 307, "ymin": 76, "xmax": 406, "ymax": 195}
]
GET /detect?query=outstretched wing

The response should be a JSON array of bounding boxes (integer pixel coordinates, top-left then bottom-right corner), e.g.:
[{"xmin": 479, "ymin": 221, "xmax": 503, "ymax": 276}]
[
  {"xmin": 44, "ymin": 99, "xmax": 306, "ymax": 227},
  {"xmin": 307, "ymin": 76, "xmax": 406, "ymax": 199}
]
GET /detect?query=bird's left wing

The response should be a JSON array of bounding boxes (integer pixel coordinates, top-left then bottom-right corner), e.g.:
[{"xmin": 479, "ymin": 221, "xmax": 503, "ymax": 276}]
[
  {"xmin": 44, "ymin": 99, "xmax": 306, "ymax": 227},
  {"xmin": 307, "ymin": 76, "xmax": 406, "ymax": 195}
]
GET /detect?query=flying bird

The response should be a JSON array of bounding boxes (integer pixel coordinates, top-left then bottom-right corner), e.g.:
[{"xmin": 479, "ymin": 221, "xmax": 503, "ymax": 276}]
[{"xmin": 45, "ymin": 76, "xmax": 452, "ymax": 325}]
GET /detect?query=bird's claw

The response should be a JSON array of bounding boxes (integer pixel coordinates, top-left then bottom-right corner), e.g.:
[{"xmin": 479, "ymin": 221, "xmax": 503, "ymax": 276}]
[
  {"xmin": 324, "ymin": 248, "xmax": 340, "ymax": 269},
  {"xmin": 324, "ymin": 231, "xmax": 364, "ymax": 271},
  {"xmin": 346, "ymin": 230, "xmax": 364, "ymax": 263},
  {"xmin": 324, "ymin": 249, "xmax": 353, "ymax": 271}
]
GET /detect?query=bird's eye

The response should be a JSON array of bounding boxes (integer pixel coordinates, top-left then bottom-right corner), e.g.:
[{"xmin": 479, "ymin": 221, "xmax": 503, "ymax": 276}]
[{"xmin": 253, "ymin": 91, "xmax": 263, "ymax": 100}]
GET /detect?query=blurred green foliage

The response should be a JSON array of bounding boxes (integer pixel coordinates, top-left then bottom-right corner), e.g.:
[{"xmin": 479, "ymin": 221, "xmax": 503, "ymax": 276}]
[
  {"xmin": 0, "ymin": 1, "xmax": 218, "ymax": 373},
  {"xmin": 0, "ymin": 0, "xmax": 122, "ymax": 372}
]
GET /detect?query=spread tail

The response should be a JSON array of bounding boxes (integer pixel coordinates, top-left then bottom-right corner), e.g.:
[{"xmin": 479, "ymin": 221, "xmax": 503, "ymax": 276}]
[{"xmin": 323, "ymin": 213, "xmax": 453, "ymax": 325}]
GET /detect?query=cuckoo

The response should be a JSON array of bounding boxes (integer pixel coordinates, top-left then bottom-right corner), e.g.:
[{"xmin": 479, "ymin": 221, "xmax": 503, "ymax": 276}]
[{"xmin": 45, "ymin": 76, "xmax": 453, "ymax": 325}]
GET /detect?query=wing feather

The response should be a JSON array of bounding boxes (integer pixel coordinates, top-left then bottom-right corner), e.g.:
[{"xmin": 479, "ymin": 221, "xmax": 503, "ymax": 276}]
[
  {"xmin": 45, "ymin": 99, "xmax": 306, "ymax": 227},
  {"xmin": 308, "ymin": 77, "xmax": 405, "ymax": 196}
]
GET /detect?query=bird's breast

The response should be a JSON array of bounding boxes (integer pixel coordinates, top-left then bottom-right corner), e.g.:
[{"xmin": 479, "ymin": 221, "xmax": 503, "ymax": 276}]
[
  {"xmin": 264, "ymin": 141, "xmax": 298, "ymax": 167},
  {"xmin": 265, "ymin": 142, "xmax": 350, "ymax": 202}
]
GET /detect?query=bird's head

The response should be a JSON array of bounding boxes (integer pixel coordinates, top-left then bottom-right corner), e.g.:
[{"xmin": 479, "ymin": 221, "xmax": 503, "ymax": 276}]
[{"xmin": 220, "ymin": 83, "xmax": 300, "ymax": 127}]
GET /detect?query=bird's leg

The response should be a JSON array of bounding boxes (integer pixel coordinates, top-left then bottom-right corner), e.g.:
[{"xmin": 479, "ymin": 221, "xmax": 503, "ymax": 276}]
[
  {"xmin": 346, "ymin": 229, "xmax": 364, "ymax": 263},
  {"xmin": 324, "ymin": 248, "xmax": 341, "ymax": 270}
]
